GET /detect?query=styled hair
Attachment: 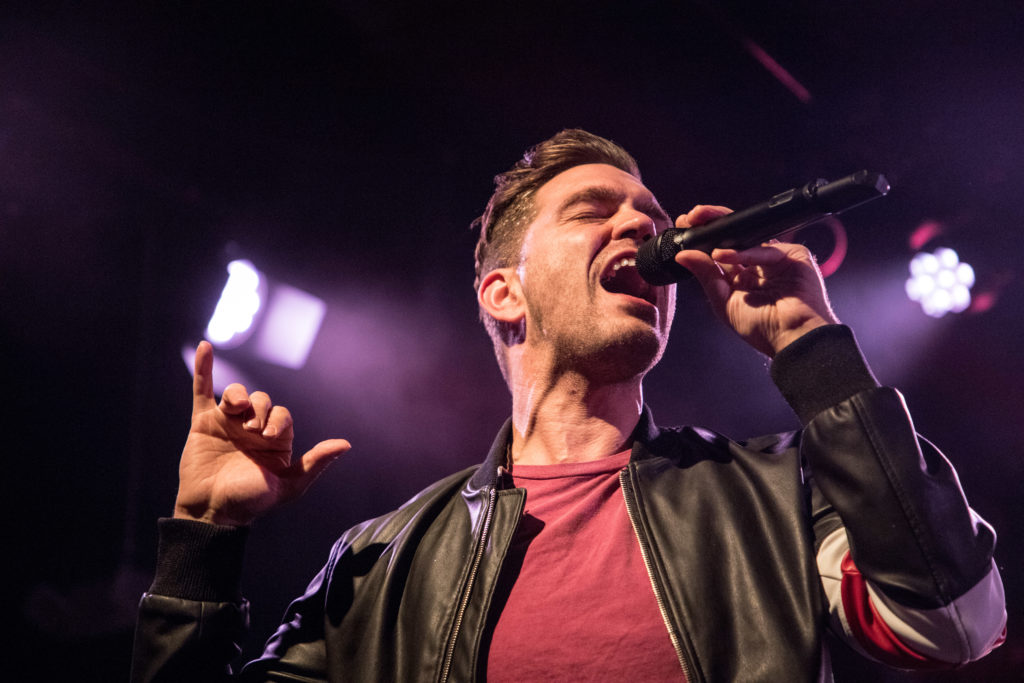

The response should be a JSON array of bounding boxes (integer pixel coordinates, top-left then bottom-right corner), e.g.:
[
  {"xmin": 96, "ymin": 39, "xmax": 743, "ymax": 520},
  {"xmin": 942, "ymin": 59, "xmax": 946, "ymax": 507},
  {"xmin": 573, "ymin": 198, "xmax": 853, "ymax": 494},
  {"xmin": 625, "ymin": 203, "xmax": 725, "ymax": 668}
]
[{"xmin": 471, "ymin": 129, "xmax": 641, "ymax": 382}]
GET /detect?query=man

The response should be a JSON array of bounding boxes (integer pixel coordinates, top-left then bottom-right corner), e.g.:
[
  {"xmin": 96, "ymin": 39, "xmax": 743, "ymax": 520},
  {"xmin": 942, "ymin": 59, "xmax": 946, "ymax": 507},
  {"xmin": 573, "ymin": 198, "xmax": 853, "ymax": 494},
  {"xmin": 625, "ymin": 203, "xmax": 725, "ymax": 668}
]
[{"xmin": 133, "ymin": 129, "xmax": 1005, "ymax": 681}]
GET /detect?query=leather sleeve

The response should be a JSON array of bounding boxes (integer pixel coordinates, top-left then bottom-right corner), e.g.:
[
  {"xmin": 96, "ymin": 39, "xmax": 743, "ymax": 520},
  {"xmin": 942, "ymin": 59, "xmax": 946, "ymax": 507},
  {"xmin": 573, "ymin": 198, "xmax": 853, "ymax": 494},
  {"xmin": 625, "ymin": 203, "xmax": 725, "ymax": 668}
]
[
  {"xmin": 132, "ymin": 593, "xmax": 249, "ymax": 683},
  {"xmin": 772, "ymin": 325, "xmax": 997, "ymax": 606},
  {"xmin": 803, "ymin": 388, "xmax": 996, "ymax": 607},
  {"xmin": 772, "ymin": 325, "xmax": 1004, "ymax": 667},
  {"xmin": 130, "ymin": 519, "xmax": 251, "ymax": 683}
]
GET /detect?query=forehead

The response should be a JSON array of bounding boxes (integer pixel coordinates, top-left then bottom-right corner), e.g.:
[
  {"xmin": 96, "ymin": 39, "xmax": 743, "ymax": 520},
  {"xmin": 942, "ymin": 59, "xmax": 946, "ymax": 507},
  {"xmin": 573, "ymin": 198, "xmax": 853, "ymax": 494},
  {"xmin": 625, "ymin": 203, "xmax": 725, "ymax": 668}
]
[{"xmin": 533, "ymin": 163, "xmax": 655, "ymax": 213}]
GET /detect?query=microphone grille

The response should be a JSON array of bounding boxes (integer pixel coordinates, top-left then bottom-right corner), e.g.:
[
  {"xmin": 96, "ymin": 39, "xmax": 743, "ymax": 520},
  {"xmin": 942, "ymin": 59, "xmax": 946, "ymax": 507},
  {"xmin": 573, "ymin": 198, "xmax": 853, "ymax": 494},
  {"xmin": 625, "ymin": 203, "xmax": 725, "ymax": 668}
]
[{"xmin": 636, "ymin": 232, "xmax": 692, "ymax": 285}]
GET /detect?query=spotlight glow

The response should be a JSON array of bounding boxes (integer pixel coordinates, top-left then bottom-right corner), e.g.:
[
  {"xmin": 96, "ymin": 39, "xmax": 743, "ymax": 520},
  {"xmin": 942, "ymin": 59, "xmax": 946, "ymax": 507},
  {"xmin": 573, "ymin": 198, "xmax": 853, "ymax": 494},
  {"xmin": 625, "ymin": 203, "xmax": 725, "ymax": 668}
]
[
  {"xmin": 206, "ymin": 260, "xmax": 266, "ymax": 347},
  {"xmin": 905, "ymin": 248, "xmax": 974, "ymax": 317},
  {"xmin": 253, "ymin": 284, "xmax": 326, "ymax": 369}
]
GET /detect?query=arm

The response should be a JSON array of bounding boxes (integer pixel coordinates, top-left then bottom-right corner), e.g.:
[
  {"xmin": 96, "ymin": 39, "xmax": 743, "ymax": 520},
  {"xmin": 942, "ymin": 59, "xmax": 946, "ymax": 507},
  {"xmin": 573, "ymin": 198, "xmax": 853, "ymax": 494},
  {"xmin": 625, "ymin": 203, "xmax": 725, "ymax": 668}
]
[
  {"xmin": 673, "ymin": 207, "xmax": 1005, "ymax": 667},
  {"xmin": 131, "ymin": 342, "xmax": 351, "ymax": 682},
  {"xmin": 776, "ymin": 326, "xmax": 1006, "ymax": 668}
]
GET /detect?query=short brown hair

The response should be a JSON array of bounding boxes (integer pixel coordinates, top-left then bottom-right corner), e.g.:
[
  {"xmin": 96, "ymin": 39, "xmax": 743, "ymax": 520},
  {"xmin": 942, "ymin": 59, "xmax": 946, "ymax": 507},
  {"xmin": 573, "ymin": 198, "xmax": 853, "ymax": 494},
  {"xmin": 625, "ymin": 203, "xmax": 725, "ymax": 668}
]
[
  {"xmin": 471, "ymin": 129, "xmax": 641, "ymax": 382},
  {"xmin": 472, "ymin": 129, "xmax": 641, "ymax": 291}
]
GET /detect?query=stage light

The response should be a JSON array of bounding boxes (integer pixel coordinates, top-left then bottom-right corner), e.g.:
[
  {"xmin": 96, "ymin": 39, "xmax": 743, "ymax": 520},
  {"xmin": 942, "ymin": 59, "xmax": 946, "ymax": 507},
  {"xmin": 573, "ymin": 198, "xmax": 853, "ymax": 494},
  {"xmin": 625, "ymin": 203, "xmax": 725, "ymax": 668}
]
[
  {"xmin": 206, "ymin": 260, "xmax": 265, "ymax": 348},
  {"xmin": 905, "ymin": 247, "xmax": 975, "ymax": 317},
  {"xmin": 252, "ymin": 284, "xmax": 327, "ymax": 369},
  {"xmin": 181, "ymin": 343, "xmax": 255, "ymax": 395},
  {"xmin": 201, "ymin": 259, "xmax": 326, "ymax": 369}
]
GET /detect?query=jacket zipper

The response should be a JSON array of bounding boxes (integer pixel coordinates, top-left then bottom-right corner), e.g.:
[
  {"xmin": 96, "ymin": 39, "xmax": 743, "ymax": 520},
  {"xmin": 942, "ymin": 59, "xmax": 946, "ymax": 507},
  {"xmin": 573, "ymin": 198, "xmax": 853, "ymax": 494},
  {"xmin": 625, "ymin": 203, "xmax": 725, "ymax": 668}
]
[
  {"xmin": 620, "ymin": 469, "xmax": 695, "ymax": 682},
  {"xmin": 439, "ymin": 485, "xmax": 497, "ymax": 682}
]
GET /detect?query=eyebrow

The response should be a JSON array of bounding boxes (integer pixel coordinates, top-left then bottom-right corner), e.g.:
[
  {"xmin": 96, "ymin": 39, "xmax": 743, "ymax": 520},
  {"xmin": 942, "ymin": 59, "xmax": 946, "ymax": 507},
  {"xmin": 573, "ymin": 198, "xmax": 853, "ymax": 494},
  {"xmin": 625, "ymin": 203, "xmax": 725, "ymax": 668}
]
[{"xmin": 557, "ymin": 185, "xmax": 672, "ymax": 226}]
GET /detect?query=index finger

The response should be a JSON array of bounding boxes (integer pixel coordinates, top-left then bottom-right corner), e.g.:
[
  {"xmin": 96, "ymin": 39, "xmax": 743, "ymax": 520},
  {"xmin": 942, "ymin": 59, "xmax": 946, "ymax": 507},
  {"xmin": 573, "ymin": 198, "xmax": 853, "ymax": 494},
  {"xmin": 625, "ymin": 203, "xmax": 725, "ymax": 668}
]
[
  {"xmin": 193, "ymin": 340, "xmax": 215, "ymax": 410},
  {"xmin": 675, "ymin": 205, "xmax": 732, "ymax": 229},
  {"xmin": 711, "ymin": 242, "xmax": 802, "ymax": 266}
]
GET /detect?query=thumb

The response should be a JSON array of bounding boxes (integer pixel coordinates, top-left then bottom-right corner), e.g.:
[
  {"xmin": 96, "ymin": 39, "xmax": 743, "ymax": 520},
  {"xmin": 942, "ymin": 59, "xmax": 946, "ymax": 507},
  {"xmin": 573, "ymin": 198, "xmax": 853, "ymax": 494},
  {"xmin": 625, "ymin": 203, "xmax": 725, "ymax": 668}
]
[{"xmin": 283, "ymin": 438, "xmax": 352, "ymax": 499}]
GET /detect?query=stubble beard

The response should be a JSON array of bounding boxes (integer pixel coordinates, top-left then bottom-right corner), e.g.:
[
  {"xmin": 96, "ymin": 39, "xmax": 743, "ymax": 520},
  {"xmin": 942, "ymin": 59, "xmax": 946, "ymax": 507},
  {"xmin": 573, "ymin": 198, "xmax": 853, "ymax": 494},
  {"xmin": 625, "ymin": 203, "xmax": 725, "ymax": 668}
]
[{"xmin": 527, "ymin": 292, "xmax": 668, "ymax": 385}]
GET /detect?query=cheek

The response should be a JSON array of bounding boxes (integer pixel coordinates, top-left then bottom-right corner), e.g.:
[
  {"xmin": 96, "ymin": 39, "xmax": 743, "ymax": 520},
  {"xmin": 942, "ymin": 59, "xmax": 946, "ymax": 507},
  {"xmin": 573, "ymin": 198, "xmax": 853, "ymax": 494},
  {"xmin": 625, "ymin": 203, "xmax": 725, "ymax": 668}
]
[
  {"xmin": 524, "ymin": 253, "xmax": 579, "ymax": 289},
  {"xmin": 518, "ymin": 231, "xmax": 598, "ymax": 298}
]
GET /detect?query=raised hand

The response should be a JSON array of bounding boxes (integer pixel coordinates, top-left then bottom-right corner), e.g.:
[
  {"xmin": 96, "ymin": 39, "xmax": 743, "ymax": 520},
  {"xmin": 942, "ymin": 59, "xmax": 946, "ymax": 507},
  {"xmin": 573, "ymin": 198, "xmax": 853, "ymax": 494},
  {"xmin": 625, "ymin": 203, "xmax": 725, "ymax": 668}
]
[
  {"xmin": 173, "ymin": 341, "xmax": 351, "ymax": 526},
  {"xmin": 673, "ymin": 205, "xmax": 838, "ymax": 357}
]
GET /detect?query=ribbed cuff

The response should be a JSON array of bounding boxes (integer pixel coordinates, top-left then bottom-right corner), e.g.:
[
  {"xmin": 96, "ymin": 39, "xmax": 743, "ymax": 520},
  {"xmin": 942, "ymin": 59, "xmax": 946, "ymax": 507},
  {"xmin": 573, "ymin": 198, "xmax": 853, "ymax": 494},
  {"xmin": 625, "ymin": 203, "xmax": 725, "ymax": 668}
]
[
  {"xmin": 770, "ymin": 325, "xmax": 879, "ymax": 425},
  {"xmin": 149, "ymin": 518, "xmax": 249, "ymax": 603}
]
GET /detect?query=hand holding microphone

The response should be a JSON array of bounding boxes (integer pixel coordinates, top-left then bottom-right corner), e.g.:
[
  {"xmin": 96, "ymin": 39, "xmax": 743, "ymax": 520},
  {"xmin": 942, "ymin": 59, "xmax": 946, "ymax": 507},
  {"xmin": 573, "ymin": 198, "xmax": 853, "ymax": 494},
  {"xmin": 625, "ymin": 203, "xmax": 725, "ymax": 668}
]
[{"xmin": 636, "ymin": 170, "xmax": 890, "ymax": 285}]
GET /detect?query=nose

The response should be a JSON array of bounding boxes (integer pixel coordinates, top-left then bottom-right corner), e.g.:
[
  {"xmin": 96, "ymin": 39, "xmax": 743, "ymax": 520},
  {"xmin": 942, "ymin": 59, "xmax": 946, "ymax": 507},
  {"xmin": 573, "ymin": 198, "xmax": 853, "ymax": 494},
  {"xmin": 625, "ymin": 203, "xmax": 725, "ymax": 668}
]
[{"xmin": 611, "ymin": 210, "xmax": 657, "ymax": 243}]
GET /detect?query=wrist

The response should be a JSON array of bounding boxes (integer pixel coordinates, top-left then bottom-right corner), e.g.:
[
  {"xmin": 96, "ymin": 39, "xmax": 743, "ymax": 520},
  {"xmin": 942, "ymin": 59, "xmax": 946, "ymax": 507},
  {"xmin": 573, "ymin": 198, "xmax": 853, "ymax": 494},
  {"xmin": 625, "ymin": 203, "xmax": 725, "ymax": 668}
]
[
  {"xmin": 151, "ymin": 518, "xmax": 250, "ymax": 602},
  {"xmin": 769, "ymin": 316, "xmax": 835, "ymax": 357},
  {"xmin": 173, "ymin": 500, "xmax": 250, "ymax": 528},
  {"xmin": 770, "ymin": 324, "xmax": 880, "ymax": 424}
]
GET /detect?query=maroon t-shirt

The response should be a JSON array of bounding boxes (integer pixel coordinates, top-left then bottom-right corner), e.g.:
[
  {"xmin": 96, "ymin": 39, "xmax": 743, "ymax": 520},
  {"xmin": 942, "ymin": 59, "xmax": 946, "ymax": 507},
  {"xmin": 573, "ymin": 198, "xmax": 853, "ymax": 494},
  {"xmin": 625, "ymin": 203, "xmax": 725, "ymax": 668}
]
[{"xmin": 485, "ymin": 450, "xmax": 684, "ymax": 681}]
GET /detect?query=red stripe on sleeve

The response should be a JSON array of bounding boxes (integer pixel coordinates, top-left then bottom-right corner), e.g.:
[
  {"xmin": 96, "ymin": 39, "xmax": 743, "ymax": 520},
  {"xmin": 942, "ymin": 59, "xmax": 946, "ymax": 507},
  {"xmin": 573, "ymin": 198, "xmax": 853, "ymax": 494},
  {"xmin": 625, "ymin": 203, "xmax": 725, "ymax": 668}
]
[{"xmin": 839, "ymin": 552, "xmax": 952, "ymax": 670}]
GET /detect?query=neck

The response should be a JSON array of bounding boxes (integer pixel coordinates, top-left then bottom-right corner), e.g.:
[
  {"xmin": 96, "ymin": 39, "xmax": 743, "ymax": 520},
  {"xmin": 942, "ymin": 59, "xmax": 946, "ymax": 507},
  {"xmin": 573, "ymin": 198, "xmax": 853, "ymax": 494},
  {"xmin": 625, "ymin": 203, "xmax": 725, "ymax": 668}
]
[{"xmin": 508, "ymin": 365, "xmax": 644, "ymax": 466}]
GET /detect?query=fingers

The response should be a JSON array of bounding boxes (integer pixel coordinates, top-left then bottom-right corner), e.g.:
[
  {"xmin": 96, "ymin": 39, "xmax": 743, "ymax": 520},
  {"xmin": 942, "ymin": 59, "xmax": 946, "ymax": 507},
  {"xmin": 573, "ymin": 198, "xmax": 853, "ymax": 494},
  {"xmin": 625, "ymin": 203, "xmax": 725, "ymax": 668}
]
[
  {"xmin": 300, "ymin": 439, "xmax": 352, "ymax": 477},
  {"xmin": 283, "ymin": 439, "xmax": 352, "ymax": 501},
  {"xmin": 227, "ymin": 389, "xmax": 293, "ymax": 439},
  {"xmin": 259, "ymin": 404, "xmax": 294, "ymax": 439},
  {"xmin": 675, "ymin": 204, "xmax": 731, "ymax": 229},
  {"xmin": 711, "ymin": 241, "xmax": 794, "ymax": 267},
  {"xmin": 192, "ymin": 341, "xmax": 216, "ymax": 411},
  {"xmin": 243, "ymin": 391, "xmax": 272, "ymax": 432},
  {"xmin": 674, "ymin": 249, "xmax": 721, "ymax": 281},
  {"xmin": 674, "ymin": 241, "xmax": 815, "ymax": 317},
  {"xmin": 674, "ymin": 249, "xmax": 731, "ymax": 319},
  {"xmin": 219, "ymin": 383, "xmax": 252, "ymax": 416},
  {"xmin": 708, "ymin": 246, "xmax": 784, "ymax": 289}
]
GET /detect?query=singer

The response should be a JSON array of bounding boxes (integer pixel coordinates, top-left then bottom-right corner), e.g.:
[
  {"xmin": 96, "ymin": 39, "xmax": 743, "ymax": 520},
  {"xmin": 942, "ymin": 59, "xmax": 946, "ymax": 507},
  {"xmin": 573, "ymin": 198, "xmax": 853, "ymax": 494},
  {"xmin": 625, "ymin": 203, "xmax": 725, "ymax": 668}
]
[{"xmin": 132, "ymin": 130, "xmax": 1005, "ymax": 681}]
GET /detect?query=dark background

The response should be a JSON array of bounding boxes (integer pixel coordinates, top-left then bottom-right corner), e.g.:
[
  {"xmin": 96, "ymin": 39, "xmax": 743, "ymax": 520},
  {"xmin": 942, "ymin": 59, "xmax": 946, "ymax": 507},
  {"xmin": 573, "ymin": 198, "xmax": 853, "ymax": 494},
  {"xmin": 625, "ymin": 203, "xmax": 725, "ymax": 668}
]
[{"xmin": 5, "ymin": 1, "xmax": 1021, "ymax": 679}]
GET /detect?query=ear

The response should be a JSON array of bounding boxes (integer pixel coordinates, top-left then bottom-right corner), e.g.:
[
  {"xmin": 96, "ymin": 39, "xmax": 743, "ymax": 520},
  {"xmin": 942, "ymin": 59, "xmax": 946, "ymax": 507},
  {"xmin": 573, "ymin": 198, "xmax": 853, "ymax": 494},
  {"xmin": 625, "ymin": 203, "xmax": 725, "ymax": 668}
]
[{"xmin": 478, "ymin": 268, "xmax": 525, "ymax": 324}]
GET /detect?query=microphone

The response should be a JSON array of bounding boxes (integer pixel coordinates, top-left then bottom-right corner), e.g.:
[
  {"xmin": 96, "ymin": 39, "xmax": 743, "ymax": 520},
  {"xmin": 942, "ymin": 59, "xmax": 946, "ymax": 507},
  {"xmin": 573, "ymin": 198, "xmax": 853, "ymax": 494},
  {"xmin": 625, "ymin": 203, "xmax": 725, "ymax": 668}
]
[{"xmin": 636, "ymin": 170, "xmax": 891, "ymax": 285}]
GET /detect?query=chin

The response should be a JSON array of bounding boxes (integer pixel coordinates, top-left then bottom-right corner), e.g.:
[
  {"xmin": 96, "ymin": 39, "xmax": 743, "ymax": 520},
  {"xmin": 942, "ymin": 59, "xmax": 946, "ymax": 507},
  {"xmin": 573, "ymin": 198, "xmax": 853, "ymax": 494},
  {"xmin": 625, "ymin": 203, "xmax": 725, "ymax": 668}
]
[{"xmin": 572, "ymin": 325, "xmax": 666, "ymax": 384}]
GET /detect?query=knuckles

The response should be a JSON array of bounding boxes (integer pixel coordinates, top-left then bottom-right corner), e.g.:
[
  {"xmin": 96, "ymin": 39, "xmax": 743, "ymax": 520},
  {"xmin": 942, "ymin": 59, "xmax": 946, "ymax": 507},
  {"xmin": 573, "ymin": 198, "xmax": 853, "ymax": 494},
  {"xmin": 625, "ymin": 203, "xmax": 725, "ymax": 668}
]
[
  {"xmin": 221, "ymin": 383, "xmax": 250, "ymax": 405},
  {"xmin": 270, "ymin": 405, "xmax": 294, "ymax": 427},
  {"xmin": 249, "ymin": 390, "xmax": 272, "ymax": 405}
]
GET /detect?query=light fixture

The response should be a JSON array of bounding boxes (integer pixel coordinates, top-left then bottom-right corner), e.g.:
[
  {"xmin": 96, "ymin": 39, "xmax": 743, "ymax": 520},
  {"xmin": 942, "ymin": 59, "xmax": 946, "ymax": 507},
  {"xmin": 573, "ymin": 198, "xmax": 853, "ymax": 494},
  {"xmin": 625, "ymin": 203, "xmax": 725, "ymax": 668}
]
[
  {"xmin": 206, "ymin": 260, "xmax": 266, "ymax": 348},
  {"xmin": 905, "ymin": 247, "xmax": 975, "ymax": 318},
  {"xmin": 202, "ymin": 259, "xmax": 326, "ymax": 369}
]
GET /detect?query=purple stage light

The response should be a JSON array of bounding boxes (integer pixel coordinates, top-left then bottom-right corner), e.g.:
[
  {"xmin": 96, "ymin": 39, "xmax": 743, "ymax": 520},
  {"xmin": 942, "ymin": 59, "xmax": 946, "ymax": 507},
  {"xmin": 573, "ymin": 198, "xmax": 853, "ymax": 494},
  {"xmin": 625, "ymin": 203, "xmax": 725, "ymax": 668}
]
[
  {"xmin": 200, "ymin": 258, "xmax": 326, "ymax": 369},
  {"xmin": 252, "ymin": 284, "xmax": 326, "ymax": 369},
  {"xmin": 905, "ymin": 247, "xmax": 975, "ymax": 317},
  {"xmin": 181, "ymin": 343, "xmax": 255, "ymax": 395}
]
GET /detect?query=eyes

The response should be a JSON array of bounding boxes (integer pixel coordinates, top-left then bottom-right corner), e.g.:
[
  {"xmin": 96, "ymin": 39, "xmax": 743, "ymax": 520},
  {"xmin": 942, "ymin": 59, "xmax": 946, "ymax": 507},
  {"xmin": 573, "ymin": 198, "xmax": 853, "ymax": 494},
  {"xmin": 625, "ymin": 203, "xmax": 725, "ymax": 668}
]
[
  {"xmin": 569, "ymin": 211, "xmax": 610, "ymax": 222},
  {"xmin": 566, "ymin": 200, "xmax": 623, "ymax": 223},
  {"xmin": 557, "ymin": 188, "xmax": 672, "ymax": 231},
  {"xmin": 566, "ymin": 205, "xmax": 670, "ymax": 232}
]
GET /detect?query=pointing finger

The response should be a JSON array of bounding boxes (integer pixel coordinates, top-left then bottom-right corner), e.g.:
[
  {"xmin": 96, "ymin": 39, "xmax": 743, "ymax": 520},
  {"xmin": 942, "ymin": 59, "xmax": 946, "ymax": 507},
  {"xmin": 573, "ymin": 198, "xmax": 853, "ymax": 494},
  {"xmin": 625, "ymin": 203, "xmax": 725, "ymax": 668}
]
[{"xmin": 192, "ymin": 341, "xmax": 216, "ymax": 412}]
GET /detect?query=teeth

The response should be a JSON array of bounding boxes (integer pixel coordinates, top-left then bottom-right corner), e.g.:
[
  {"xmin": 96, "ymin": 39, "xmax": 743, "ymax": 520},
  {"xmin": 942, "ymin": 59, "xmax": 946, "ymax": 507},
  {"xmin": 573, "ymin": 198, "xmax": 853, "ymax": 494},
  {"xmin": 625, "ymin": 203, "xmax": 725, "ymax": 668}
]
[{"xmin": 611, "ymin": 257, "xmax": 636, "ymax": 272}]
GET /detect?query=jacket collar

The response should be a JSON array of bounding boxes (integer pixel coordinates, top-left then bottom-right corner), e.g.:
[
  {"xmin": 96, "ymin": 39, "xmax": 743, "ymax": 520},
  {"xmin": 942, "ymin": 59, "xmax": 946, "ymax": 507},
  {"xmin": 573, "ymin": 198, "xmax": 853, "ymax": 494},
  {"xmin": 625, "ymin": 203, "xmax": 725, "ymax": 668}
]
[{"xmin": 468, "ymin": 406, "xmax": 663, "ymax": 490}]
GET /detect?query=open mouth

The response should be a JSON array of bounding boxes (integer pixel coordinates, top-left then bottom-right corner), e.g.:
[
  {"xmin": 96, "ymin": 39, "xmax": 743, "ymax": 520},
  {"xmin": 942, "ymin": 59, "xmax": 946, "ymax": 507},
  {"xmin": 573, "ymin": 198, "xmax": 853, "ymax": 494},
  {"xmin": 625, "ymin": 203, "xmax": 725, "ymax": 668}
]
[{"xmin": 600, "ymin": 256, "xmax": 657, "ymax": 305}]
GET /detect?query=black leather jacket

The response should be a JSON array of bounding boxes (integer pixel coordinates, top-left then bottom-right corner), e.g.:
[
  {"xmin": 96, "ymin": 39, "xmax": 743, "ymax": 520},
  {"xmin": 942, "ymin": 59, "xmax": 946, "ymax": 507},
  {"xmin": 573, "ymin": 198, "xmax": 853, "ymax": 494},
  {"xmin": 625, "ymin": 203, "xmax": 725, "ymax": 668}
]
[{"xmin": 132, "ymin": 327, "xmax": 998, "ymax": 682}]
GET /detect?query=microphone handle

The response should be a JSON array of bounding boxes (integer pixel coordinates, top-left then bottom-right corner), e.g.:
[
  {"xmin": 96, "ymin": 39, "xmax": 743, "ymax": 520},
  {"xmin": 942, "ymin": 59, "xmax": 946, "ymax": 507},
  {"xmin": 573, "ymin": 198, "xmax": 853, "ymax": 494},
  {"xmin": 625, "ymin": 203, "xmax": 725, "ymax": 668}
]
[{"xmin": 636, "ymin": 170, "xmax": 890, "ymax": 285}]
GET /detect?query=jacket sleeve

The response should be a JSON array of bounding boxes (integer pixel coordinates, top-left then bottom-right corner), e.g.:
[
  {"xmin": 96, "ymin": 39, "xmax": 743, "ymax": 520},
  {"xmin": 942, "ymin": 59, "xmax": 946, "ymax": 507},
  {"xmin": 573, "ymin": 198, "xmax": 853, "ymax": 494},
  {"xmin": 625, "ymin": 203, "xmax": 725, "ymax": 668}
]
[
  {"xmin": 131, "ymin": 518, "xmax": 252, "ymax": 683},
  {"xmin": 771, "ymin": 325, "xmax": 1006, "ymax": 669}
]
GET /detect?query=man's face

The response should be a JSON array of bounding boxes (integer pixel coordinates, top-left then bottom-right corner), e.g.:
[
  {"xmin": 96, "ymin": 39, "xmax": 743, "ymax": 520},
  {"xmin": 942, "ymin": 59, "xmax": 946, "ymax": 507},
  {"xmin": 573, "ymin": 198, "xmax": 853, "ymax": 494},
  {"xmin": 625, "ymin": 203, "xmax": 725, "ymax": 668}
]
[{"xmin": 515, "ymin": 163, "xmax": 676, "ymax": 381}]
